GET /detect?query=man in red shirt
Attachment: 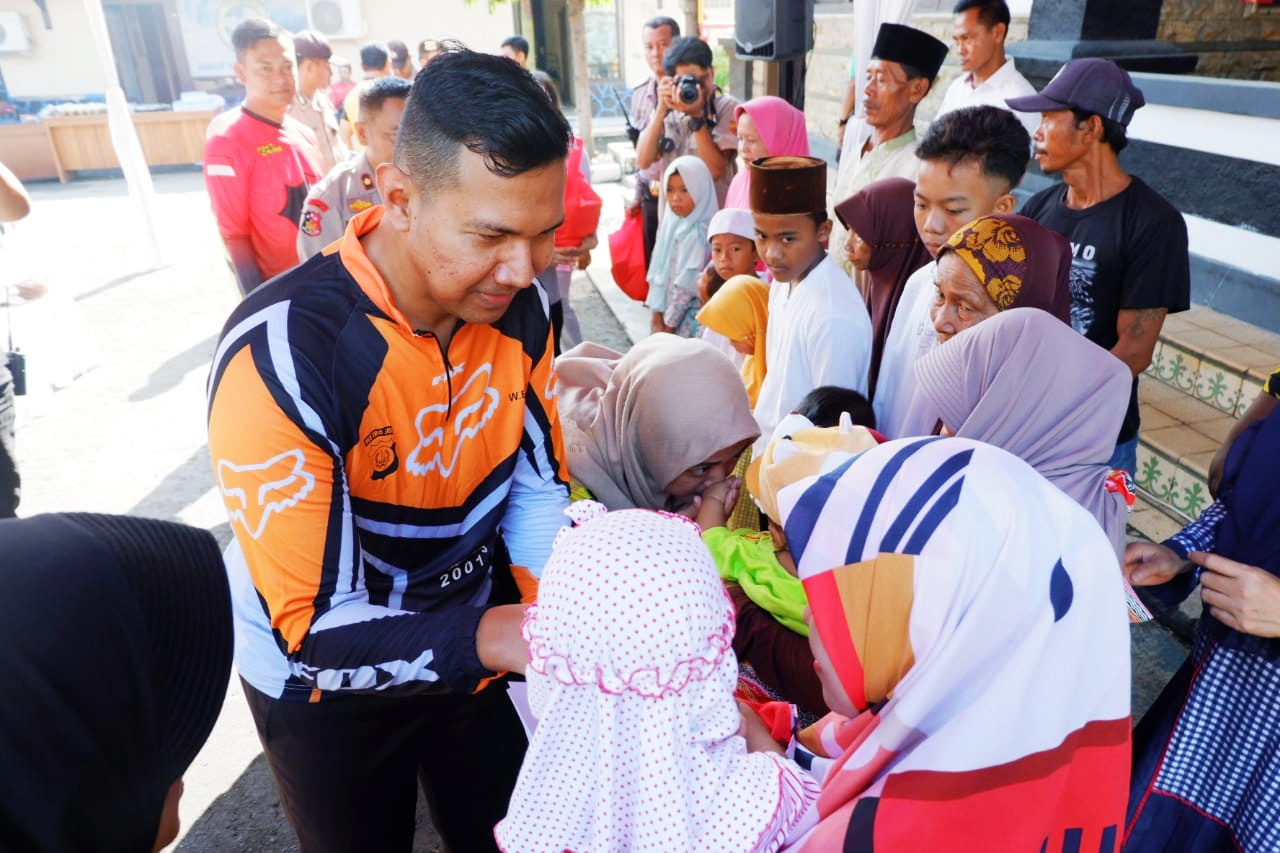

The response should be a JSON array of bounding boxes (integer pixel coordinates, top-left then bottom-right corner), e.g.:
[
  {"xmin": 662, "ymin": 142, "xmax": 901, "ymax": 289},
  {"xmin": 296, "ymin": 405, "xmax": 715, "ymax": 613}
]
[{"xmin": 204, "ymin": 18, "xmax": 323, "ymax": 295}]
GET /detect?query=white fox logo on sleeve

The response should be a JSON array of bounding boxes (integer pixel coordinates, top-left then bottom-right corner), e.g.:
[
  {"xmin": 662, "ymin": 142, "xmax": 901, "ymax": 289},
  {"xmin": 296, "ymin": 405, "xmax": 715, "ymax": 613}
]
[{"xmin": 218, "ymin": 449, "xmax": 316, "ymax": 540}]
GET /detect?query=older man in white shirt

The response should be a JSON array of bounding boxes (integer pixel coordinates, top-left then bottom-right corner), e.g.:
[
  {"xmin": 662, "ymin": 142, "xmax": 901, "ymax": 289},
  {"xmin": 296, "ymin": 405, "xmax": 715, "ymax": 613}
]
[{"xmin": 934, "ymin": 0, "xmax": 1038, "ymax": 138}]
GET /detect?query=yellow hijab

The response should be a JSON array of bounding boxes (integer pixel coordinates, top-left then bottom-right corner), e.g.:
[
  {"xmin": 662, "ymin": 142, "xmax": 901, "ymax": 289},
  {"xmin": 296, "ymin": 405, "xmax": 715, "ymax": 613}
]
[{"xmin": 696, "ymin": 274, "xmax": 770, "ymax": 406}]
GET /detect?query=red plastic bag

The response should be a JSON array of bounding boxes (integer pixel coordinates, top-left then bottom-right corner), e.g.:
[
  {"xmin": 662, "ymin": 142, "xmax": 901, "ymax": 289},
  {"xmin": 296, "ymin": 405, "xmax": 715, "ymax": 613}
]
[
  {"xmin": 608, "ymin": 205, "xmax": 648, "ymax": 302},
  {"xmin": 556, "ymin": 138, "xmax": 603, "ymax": 251}
]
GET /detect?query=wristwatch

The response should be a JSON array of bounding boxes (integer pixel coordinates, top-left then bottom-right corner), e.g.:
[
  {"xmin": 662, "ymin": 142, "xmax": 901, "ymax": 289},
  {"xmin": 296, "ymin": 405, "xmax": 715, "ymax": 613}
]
[
  {"xmin": 687, "ymin": 117, "xmax": 708, "ymax": 132},
  {"xmin": 838, "ymin": 115, "xmax": 851, "ymax": 127}
]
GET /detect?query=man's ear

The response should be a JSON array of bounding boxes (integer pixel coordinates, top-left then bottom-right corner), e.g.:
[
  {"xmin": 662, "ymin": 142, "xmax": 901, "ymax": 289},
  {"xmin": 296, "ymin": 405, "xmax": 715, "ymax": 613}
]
[
  {"xmin": 354, "ymin": 119, "xmax": 369, "ymax": 149},
  {"xmin": 376, "ymin": 163, "xmax": 414, "ymax": 232},
  {"xmin": 908, "ymin": 77, "xmax": 931, "ymax": 106},
  {"xmin": 233, "ymin": 61, "xmax": 247, "ymax": 87},
  {"xmin": 817, "ymin": 217, "xmax": 833, "ymax": 243},
  {"xmin": 993, "ymin": 21, "xmax": 1008, "ymax": 45},
  {"xmin": 993, "ymin": 192, "xmax": 1017, "ymax": 215}
]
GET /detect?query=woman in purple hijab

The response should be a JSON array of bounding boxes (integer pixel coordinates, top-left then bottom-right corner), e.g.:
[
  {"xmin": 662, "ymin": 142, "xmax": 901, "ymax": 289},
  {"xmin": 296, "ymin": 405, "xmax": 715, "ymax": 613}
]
[{"xmin": 833, "ymin": 177, "xmax": 932, "ymax": 397}]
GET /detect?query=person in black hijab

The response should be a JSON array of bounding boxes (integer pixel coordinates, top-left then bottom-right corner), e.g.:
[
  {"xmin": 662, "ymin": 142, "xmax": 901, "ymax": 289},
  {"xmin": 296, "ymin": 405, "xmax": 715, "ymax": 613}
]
[{"xmin": 0, "ymin": 513, "xmax": 233, "ymax": 851}]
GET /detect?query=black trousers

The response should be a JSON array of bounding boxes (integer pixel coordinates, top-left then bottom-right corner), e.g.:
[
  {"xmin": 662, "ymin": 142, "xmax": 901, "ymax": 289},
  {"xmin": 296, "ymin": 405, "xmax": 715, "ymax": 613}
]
[
  {"xmin": 244, "ymin": 677, "xmax": 528, "ymax": 853},
  {"xmin": 638, "ymin": 179, "xmax": 660, "ymax": 270}
]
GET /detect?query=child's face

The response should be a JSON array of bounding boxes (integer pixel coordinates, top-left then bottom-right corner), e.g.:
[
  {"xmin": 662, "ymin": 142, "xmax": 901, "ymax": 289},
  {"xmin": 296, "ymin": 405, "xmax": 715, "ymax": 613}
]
[
  {"xmin": 806, "ymin": 607, "xmax": 858, "ymax": 717},
  {"xmin": 710, "ymin": 233, "xmax": 757, "ymax": 281},
  {"xmin": 666, "ymin": 172, "xmax": 695, "ymax": 218},
  {"xmin": 753, "ymin": 212, "xmax": 831, "ymax": 283}
]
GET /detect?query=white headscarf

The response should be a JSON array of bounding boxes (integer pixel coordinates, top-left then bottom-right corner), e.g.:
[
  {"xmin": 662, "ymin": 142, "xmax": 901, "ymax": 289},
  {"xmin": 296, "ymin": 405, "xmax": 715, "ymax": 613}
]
[
  {"xmin": 647, "ymin": 155, "xmax": 719, "ymax": 300},
  {"xmin": 495, "ymin": 502, "xmax": 819, "ymax": 853}
]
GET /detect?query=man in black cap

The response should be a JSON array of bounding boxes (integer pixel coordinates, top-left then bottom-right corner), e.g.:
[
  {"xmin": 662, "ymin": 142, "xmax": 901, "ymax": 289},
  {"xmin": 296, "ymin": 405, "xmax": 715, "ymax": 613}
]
[
  {"xmin": 289, "ymin": 30, "xmax": 346, "ymax": 172},
  {"xmin": 830, "ymin": 22, "xmax": 948, "ymax": 277},
  {"xmin": 1009, "ymin": 59, "xmax": 1189, "ymax": 475}
]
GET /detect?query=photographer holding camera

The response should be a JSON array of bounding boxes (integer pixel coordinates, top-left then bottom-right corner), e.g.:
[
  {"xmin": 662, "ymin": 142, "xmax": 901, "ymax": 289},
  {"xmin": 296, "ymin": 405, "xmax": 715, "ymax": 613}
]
[
  {"xmin": 0, "ymin": 160, "xmax": 31, "ymax": 518},
  {"xmin": 634, "ymin": 33, "xmax": 739, "ymax": 265}
]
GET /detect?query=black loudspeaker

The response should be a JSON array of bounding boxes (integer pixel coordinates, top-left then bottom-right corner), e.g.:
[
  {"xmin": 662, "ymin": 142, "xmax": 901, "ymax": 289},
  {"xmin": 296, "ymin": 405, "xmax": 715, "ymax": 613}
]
[{"xmin": 735, "ymin": 0, "xmax": 814, "ymax": 61}]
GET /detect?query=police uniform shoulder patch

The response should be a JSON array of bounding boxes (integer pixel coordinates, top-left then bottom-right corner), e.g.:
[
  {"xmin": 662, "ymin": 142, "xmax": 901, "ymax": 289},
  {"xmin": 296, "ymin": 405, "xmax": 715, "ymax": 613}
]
[{"xmin": 300, "ymin": 209, "xmax": 323, "ymax": 237}]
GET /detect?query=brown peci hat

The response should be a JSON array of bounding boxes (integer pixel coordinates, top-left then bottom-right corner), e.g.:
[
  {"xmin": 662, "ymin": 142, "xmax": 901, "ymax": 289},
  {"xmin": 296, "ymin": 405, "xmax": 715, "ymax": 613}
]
[
  {"xmin": 293, "ymin": 29, "xmax": 332, "ymax": 62},
  {"xmin": 748, "ymin": 155, "xmax": 827, "ymax": 215}
]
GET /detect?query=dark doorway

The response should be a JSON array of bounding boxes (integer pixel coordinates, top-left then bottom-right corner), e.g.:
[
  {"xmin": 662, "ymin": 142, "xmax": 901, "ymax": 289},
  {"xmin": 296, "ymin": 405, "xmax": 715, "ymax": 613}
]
[{"xmin": 104, "ymin": 1, "xmax": 192, "ymax": 105}]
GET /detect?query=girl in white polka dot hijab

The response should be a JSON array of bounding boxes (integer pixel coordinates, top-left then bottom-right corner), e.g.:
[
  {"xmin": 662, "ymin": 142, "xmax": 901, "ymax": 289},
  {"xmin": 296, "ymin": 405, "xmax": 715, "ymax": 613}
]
[{"xmin": 494, "ymin": 502, "xmax": 819, "ymax": 853}]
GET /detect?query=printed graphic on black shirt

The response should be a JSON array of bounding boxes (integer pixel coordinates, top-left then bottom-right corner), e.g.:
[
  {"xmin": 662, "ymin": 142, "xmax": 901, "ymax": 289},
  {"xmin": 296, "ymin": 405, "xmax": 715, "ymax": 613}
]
[{"xmin": 1067, "ymin": 245, "xmax": 1097, "ymax": 336}]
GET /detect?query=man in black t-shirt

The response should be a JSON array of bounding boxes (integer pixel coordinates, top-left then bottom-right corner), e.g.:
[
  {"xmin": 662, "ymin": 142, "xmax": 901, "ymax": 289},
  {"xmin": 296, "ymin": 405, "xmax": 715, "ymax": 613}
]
[{"xmin": 1008, "ymin": 59, "xmax": 1189, "ymax": 474}]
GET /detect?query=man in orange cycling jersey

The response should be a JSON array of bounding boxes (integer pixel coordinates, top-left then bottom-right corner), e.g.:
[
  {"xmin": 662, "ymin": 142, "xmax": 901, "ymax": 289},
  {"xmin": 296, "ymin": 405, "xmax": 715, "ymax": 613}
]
[{"xmin": 208, "ymin": 48, "xmax": 571, "ymax": 851}]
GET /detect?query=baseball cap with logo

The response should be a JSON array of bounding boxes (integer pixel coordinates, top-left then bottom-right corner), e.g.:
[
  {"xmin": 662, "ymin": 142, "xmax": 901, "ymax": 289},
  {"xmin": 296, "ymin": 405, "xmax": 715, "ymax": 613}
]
[{"xmin": 1006, "ymin": 58, "xmax": 1145, "ymax": 126}]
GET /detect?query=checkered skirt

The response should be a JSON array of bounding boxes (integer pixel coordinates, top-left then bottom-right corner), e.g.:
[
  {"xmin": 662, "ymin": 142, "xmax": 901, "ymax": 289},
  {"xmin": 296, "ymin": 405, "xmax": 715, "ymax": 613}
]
[{"xmin": 1140, "ymin": 625, "xmax": 1280, "ymax": 851}]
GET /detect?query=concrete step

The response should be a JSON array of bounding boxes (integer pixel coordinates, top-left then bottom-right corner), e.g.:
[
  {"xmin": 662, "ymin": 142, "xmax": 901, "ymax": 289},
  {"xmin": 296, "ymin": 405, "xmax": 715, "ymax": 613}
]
[
  {"xmin": 1134, "ymin": 303, "xmax": 1280, "ymax": 528},
  {"xmin": 606, "ymin": 141, "xmax": 637, "ymax": 176}
]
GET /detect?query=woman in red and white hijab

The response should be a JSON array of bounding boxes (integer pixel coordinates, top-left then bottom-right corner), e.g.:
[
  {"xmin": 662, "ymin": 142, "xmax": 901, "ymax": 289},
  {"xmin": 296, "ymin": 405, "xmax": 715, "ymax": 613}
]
[{"xmin": 777, "ymin": 436, "xmax": 1131, "ymax": 851}]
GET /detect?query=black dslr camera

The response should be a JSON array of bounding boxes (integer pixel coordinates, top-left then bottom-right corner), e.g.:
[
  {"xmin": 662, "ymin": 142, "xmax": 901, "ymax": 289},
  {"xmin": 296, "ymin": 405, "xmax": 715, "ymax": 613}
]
[
  {"xmin": 673, "ymin": 74, "xmax": 702, "ymax": 105},
  {"xmin": 5, "ymin": 350, "xmax": 24, "ymax": 397}
]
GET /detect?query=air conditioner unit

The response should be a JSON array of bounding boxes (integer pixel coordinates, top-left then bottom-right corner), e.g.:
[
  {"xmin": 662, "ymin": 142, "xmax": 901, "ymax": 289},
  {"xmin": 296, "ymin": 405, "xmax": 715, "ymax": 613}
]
[
  {"xmin": 0, "ymin": 12, "xmax": 32, "ymax": 53},
  {"xmin": 308, "ymin": 0, "xmax": 365, "ymax": 41}
]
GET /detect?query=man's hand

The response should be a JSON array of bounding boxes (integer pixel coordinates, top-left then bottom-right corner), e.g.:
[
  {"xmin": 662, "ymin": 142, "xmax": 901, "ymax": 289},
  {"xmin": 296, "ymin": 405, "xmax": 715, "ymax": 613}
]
[
  {"xmin": 663, "ymin": 73, "xmax": 707, "ymax": 117},
  {"xmin": 1124, "ymin": 541, "xmax": 1188, "ymax": 587},
  {"xmin": 475, "ymin": 604, "xmax": 530, "ymax": 674},
  {"xmin": 1195, "ymin": 552, "xmax": 1280, "ymax": 638}
]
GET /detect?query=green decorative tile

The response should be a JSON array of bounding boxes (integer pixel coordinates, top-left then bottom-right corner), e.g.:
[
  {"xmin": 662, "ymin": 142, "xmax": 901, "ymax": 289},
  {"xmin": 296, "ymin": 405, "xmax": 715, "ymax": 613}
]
[{"xmin": 1193, "ymin": 362, "xmax": 1242, "ymax": 416}]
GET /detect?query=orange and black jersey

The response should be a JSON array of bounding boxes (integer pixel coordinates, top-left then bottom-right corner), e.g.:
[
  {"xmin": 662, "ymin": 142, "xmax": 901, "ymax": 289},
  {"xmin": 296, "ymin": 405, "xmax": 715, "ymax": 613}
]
[{"xmin": 208, "ymin": 207, "xmax": 570, "ymax": 701}]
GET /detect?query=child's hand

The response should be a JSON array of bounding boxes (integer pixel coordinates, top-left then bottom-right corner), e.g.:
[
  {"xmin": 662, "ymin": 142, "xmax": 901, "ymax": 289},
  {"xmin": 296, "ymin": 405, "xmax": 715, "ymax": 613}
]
[
  {"xmin": 697, "ymin": 268, "xmax": 713, "ymax": 303},
  {"xmin": 650, "ymin": 313, "xmax": 672, "ymax": 335},
  {"xmin": 738, "ymin": 700, "xmax": 784, "ymax": 754},
  {"xmin": 693, "ymin": 476, "xmax": 740, "ymax": 530}
]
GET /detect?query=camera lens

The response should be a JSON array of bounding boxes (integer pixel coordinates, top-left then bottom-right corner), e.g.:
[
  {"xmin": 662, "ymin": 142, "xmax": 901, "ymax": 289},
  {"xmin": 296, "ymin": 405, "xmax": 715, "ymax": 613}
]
[{"xmin": 677, "ymin": 75, "xmax": 700, "ymax": 105}]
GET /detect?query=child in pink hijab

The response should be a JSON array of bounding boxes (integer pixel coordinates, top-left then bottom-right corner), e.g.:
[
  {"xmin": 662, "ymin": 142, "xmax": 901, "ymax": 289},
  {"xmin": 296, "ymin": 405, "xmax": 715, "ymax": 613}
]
[
  {"xmin": 495, "ymin": 502, "xmax": 819, "ymax": 853},
  {"xmin": 724, "ymin": 96, "xmax": 810, "ymax": 209}
]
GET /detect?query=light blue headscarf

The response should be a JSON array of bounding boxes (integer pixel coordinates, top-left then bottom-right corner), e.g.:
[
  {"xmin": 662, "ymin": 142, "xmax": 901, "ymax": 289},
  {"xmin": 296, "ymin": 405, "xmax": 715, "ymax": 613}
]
[{"xmin": 645, "ymin": 156, "xmax": 719, "ymax": 315}]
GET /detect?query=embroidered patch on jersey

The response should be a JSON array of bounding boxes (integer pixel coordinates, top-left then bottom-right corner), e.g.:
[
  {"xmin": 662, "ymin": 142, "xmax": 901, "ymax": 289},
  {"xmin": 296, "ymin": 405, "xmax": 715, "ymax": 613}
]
[
  {"xmin": 363, "ymin": 425, "xmax": 399, "ymax": 480},
  {"xmin": 361, "ymin": 172, "xmax": 375, "ymax": 189},
  {"xmin": 306, "ymin": 198, "xmax": 330, "ymax": 212},
  {"xmin": 218, "ymin": 449, "xmax": 316, "ymax": 540},
  {"xmin": 349, "ymin": 199, "xmax": 373, "ymax": 213},
  {"xmin": 256, "ymin": 142, "xmax": 283, "ymax": 156},
  {"xmin": 206, "ymin": 163, "xmax": 236, "ymax": 177},
  {"xmin": 300, "ymin": 209, "xmax": 323, "ymax": 237},
  {"xmin": 407, "ymin": 363, "xmax": 500, "ymax": 478}
]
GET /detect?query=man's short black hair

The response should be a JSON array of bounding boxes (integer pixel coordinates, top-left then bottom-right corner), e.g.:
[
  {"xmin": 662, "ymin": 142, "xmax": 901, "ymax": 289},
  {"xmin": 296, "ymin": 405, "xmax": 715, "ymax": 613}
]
[
  {"xmin": 1071, "ymin": 108, "xmax": 1129, "ymax": 153},
  {"xmin": 663, "ymin": 36, "xmax": 713, "ymax": 74},
  {"xmin": 644, "ymin": 16, "xmax": 680, "ymax": 38},
  {"xmin": 359, "ymin": 75, "xmax": 411, "ymax": 121},
  {"xmin": 795, "ymin": 386, "xmax": 876, "ymax": 430},
  {"xmin": 915, "ymin": 105, "xmax": 1031, "ymax": 192},
  {"xmin": 360, "ymin": 42, "xmax": 389, "ymax": 72},
  {"xmin": 231, "ymin": 18, "xmax": 285, "ymax": 62},
  {"xmin": 501, "ymin": 35, "xmax": 530, "ymax": 56},
  {"xmin": 395, "ymin": 48, "xmax": 571, "ymax": 192},
  {"xmin": 953, "ymin": 0, "xmax": 1011, "ymax": 30}
]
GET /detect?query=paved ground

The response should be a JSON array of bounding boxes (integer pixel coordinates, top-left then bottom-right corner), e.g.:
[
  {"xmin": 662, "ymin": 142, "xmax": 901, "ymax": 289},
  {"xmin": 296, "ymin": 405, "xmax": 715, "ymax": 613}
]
[
  {"xmin": 6, "ymin": 168, "xmax": 1186, "ymax": 851},
  {"xmin": 5, "ymin": 169, "xmax": 629, "ymax": 852}
]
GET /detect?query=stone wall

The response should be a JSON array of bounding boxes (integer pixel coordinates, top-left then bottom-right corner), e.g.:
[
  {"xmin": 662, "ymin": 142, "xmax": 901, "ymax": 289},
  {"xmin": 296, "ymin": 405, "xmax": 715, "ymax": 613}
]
[
  {"xmin": 803, "ymin": 5, "xmax": 1030, "ymax": 154},
  {"xmin": 1158, "ymin": 0, "xmax": 1280, "ymax": 81}
]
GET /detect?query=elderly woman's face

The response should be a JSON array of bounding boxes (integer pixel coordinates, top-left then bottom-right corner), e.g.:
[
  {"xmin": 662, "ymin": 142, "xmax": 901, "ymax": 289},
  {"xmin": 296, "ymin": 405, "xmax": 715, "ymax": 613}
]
[
  {"xmin": 664, "ymin": 438, "xmax": 751, "ymax": 505},
  {"xmin": 931, "ymin": 252, "xmax": 999, "ymax": 343}
]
